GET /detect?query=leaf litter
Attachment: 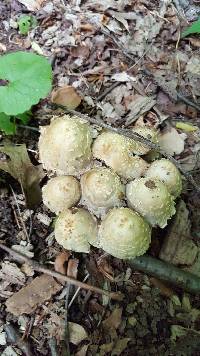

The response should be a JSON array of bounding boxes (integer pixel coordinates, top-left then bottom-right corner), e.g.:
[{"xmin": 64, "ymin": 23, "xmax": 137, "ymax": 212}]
[{"xmin": 0, "ymin": 0, "xmax": 200, "ymax": 355}]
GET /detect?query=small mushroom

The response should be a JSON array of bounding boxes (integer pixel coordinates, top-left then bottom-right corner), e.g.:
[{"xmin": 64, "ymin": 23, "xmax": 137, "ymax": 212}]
[
  {"xmin": 145, "ymin": 159, "xmax": 182, "ymax": 198},
  {"xmin": 98, "ymin": 207, "xmax": 151, "ymax": 259},
  {"xmin": 126, "ymin": 178, "xmax": 176, "ymax": 228},
  {"xmin": 132, "ymin": 127, "xmax": 159, "ymax": 155},
  {"xmin": 42, "ymin": 176, "xmax": 81, "ymax": 214},
  {"xmin": 80, "ymin": 167, "xmax": 125, "ymax": 216},
  {"xmin": 55, "ymin": 208, "xmax": 97, "ymax": 253},
  {"xmin": 39, "ymin": 115, "xmax": 92, "ymax": 175},
  {"xmin": 92, "ymin": 131, "xmax": 148, "ymax": 180}
]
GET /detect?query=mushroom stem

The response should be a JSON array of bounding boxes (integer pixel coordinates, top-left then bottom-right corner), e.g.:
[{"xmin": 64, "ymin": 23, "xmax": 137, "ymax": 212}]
[{"xmin": 0, "ymin": 243, "xmax": 123, "ymax": 301}]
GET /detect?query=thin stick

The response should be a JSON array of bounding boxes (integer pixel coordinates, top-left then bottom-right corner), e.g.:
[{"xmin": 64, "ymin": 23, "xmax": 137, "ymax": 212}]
[
  {"xmin": 0, "ymin": 243, "xmax": 123, "ymax": 301},
  {"xmin": 54, "ymin": 105, "xmax": 200, "ymax": 193},
  {"xmin": 68, "ymin": 274, "xmax": 89, "ymax": 309}
]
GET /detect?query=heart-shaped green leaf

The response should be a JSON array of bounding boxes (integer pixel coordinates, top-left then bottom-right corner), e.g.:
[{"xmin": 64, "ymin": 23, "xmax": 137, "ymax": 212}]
[{"xmin": 0, "ymin": 51, "xmax": 52, "ymax": 115}]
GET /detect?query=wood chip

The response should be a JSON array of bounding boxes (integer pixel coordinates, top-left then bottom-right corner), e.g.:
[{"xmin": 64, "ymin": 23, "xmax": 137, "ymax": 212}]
[{"xmin": 6, "ymin": 274, "xmax": 62, "ymax": 316}]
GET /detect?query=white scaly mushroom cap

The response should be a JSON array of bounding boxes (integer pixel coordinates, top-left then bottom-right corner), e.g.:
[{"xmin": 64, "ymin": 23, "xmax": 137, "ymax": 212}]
[
  {"xmin": 92, "ymin": 131, "xmax": 148, "ymax": 180},
  {"xmin": 39, "ymin": 115, "xmax": 92, "ymax": 175},
  {"xmin": 132, "ymin": 127, "xmax": 159, "ymax": 155},
  {"xmin": 42, "ymin": 176, "xmax": 81, "ymax": 214},
  {"xmin": 55, "ymin": 208, "xmax": 97, "ymax": 253},
  {"xmin": 126, "ymin": 178, "xmax": 176, "ymax": 228},
  {"xmin": 80, "ymin": 167, "xmax": 125, "ymax": 217},
  {"xmin": 98, "ymin": 207, "xmax": 151, "ymax": 259},
  {"xmin": 145, "ymin": 159, "xmax": 182, "ymax": 198}
]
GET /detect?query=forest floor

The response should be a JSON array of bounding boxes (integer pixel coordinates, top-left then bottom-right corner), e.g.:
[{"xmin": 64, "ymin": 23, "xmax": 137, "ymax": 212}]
[{"xmin": 0, "ymin": 0, "xmax": 200, "ymax": 355}]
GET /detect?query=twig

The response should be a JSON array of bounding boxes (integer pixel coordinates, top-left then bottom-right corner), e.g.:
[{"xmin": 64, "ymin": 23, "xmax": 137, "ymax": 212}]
[
  {"xmin": 48, "ymin": 338, "xmax": 59, "ymax": 356},
  {"xmin": 97, "ymin": 82, "xmax": 120, "ymax": 101},
  {"xmin": 129, "ymin": 255, "xmax": 200, "ymax": 294},
  {"xmin": 5, "ymin": 323, "xmax": 33, "ymax": 356},
  {"xmin": 10, "ymin": 185, "xmax": 30, "ymax": 241},
  {"xmin": 63, "ymin": 284, "xmax": 70, "ymax": 356},
  {"xmin": 68, "ymin": 274, "xmax": 89, "ymax": 309},
  {"xmin": 53, "ymin": 105, "xmax": 200, "ymax": 193},
  {"xmin": 0, "ymin": 243, "xmax": 123, "ymax": 301}
]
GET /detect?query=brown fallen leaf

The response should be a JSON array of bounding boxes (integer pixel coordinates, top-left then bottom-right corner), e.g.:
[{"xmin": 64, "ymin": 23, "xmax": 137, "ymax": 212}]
[
  {"xmin": 51, "ymin": 86, "xmax": 82, "ymax": 110},
  {"xmin": 17, "ymin": 0, "xmax": 45, "ymax": 11},
  {"xmin": 54, "ymin": 251, "xmax": 71, "ymax": 276},
  {"xmin": 150, "ymin": 277, "xmax": 174, "ymax": 298},
  {"xmin": 103, "ymin": 307, "xmax": 122, "ymax": 330},
  {"xmin": 6, "ymin": 274, "xmax": 62, "ymax": 316},
  {"xmin": 67, "ymin": 258, "xmax": 79, "ymax": 279},
  {"xmin": 0, "ymin": 261, "xmax": 25, "ymax": 286},
  {"xmin": 0, "ymin": 144, "xmax": 44, "ymax": 208}
]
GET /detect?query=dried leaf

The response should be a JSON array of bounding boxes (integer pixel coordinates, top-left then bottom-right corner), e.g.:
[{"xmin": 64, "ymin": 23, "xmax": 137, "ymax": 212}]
[
  {"xmin": 68, "ymin": 322, "xmax": 88, "ymax": 345},
  {"xmin": 67, "ymin": 258, "xmax": 79, "ymax": 279},
  {"xmin": 51, "ymin": 86, "xmax": 82, "ymax": 110},
  {"xmin": 103, "ymin": 307, "xmax": 122, "ymax": 330},
  {"xmin": 158, "ymin": 127, "xmax": 186, "ymax": 155},
  {"xmin": 6, "ymin": 274, "xmax": 62, "ymax": 316},
  {"xmin": 17, "ymin": 0, "xmax": 45, "ymax": 11},
  {"xmin": 176, "ymin": 122, "xmax": 198, "ymax": 132},
  {"xmin": 75, "ymin": 344, "xmax": 89, "ymax": 356},
  {"xmin": 159, "ymin": 200, "xmax": 198, "ymax": 266},
  {"xmin": 54, "ymin": 251, "xmax": 71, "ymax": 275},
  {"xmin": 125, "ymin": 95, "xmax": 156, "ymax": 126},
  {"xmin": 111, "ymin": 338, "xmax": 130, "ymax": 355},
  {"xmin": 0, "ymin": 144, "xmax": 44, "ymax": 208},
  {"xmin": 0, "ymin": 262, "xmax": 25, "ymax": 285}
]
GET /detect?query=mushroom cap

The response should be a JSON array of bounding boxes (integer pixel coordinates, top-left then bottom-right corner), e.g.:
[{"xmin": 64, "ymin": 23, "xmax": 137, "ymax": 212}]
[
  {"xmin": 126, "ymin": 178, "xmax": 176, "ymax": 228},
  {"xmin": 98, "ymin": 207, "xmax": 151, "ymax": 259},
  {"xmin": 145, "ymin": 159, "xmax": 182, "ymax": 198},
  {"xmin": 42, "ymin": 176, "xmax": 81, "ymax": 214},
  {"xmin": 132, "ymin": 127, "xmax": 159, "ymax": 155},
  {"xmin": 39, "ymin": 115, "xmax": 92, "ymax": 175},
  {"xmin": 55, "ymin": 208, "xmax": 97, "ymax": 253},
  {"xmin": 80, "ymin": 167, "xmax": 125, "ymax": 216},
  {"xmin": 92, "ymin": 131, "xmax": 148, "ymax": 180}
]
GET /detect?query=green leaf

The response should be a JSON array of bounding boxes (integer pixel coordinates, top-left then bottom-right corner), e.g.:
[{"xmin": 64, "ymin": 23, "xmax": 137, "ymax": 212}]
[
  {"xmin": 17, "ymin": 15, "xmax": 37, "ymax": 35},
  {"xmin": 0, "ymin": 144, "xmax": 45, "ymax": 208},
  {"xmin": 16, "ymin": 111, "xmax": 32, "ymax": 124},
  {"xmin": 0, "ymin": 113, "xmax": 16, "ymax": 134},
  {"xmin": 181, "ymin": 18, "xmax": 200, "ymax": 38},
  {"xmin": 0, "ymin": 51, "xmax": 52, "ymax": 116},
  {"xmin": 18, "ymin": 15, "xmax": 32, "ymax": 35}
]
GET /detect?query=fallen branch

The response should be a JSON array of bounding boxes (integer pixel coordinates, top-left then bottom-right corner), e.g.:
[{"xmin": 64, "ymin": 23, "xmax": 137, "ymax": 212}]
[
  {"xmin": 53, "ymin": 105, "xmax": 200, "ymax": 193},
  {"xmin": 129, "ymin": 255, "xmax": 200, "ymax": 294},
  {"xmin": 0, "ymin": 243, "xmax": 123, "ymax": 301}
]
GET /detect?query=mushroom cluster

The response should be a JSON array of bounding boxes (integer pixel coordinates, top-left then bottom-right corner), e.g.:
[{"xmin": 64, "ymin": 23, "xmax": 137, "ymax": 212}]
[{"xmin": 39, "ymin": 115, "xmax": 182, "ymax": 260}]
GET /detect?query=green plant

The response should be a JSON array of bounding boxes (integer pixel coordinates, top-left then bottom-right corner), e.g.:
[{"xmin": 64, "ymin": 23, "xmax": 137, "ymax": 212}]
[
  {"xmin": 0, "ymin": 51, "xmax": 52, "ymax": 134},
  {"xmin": 17, "ymin": 15, "xmax": 37, "ymax": 35},
  {"xmin": 181, "ymin": 18, "xmax": 200, "ymax": 37}
]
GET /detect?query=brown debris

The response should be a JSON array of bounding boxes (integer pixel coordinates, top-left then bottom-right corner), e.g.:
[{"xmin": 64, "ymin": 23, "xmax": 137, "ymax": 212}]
[{"xmin": 6, "ymin": 274, "xmax": 62, "ymax": 316}]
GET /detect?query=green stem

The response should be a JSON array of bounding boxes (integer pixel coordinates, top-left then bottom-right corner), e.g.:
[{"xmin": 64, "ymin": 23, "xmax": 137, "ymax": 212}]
[{"xmin": 128, "ymin": 255, "xmax": 200, "ymax": 294}]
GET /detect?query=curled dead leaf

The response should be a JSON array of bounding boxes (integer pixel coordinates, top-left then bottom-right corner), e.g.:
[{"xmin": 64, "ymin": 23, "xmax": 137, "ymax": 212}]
[
  {"xmin": 54, "ymin": 251, "xmax": 71, "ymax": 276},
  {"xmin": 51, "ymin": 86, "xmax": 82, "ymax": 110}
]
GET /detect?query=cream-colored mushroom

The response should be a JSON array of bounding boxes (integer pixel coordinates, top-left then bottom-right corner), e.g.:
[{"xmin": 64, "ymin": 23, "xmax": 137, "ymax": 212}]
[
  {"xmin": 92, "ymin": 131, "xmax": 148, "ymax": 180},
  {"xmin": 132, "ymin": 127, "xmax": 159, "ymax": 155},
  {"xmin": 55, "ymin": 208, "xmax": 97, "ymax": 253},
  {"xmin": 80, "ymin": 167, "xmax": 125, "ymax": 216},
  {"xmin": 39, "ymin": 115, "xmax": 92, "ymax": 175},
  {"xmin": 126, "ymin": 178, "xmax": 176, "ymax": 228},
  {"xmin": 98, "ymin": 207, "xmax": 151, "ymax": 259},
  {"xmin": 42, "ymin": 176, "xmax": 81, "ymax": 214},
  {"xmin": 145, "ymin": 159, "xmax": 182, "ymax": 198}
]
